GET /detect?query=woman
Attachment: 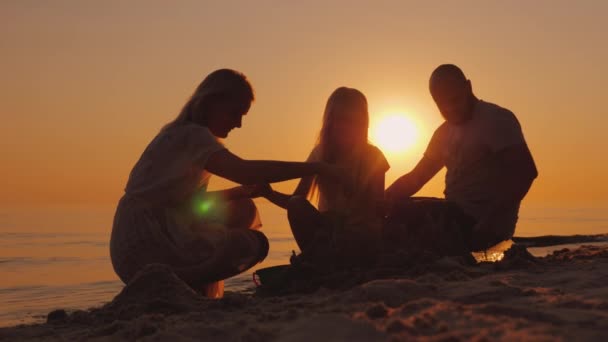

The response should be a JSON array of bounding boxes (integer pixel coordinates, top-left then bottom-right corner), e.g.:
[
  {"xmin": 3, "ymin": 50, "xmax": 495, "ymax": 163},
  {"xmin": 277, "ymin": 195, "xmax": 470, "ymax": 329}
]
[{"xmin": 110, "ymin": 69, "xmax": 337, "ymax": 297}]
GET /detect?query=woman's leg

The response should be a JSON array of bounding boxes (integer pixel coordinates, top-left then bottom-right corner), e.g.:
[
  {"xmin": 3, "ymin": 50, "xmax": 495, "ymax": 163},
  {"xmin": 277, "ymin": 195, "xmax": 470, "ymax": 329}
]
[
  {"xmin": 176, "ymin": 198, "xmax": 266, "ymax": 297},
  {"xmin": 203, "ymin": 198, "xmax": 261, "ymax": 230},
  {"xmin": 174, "ymin": 228, "xmax": 269, "ymax": 295},
  {"xmin": 287, "ymin": 196, "xmax": 325, "ymax": 252},
  {"xmin": 224, "ymin": 198, "xmax": 261, "ymax": 229}
]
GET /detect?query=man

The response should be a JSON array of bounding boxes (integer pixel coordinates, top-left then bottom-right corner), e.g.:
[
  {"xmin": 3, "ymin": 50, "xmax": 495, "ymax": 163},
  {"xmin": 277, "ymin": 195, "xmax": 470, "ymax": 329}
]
[{"xmin": 385, "ymin": 64, "xmax": 538, "ymax": 253}]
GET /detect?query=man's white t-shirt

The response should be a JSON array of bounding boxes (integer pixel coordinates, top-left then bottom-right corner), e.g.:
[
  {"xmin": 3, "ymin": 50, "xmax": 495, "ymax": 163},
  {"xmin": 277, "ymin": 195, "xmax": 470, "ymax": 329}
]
[{"xmin": 424, "ymin": 100, "xmax": 526, "ymax": 236}]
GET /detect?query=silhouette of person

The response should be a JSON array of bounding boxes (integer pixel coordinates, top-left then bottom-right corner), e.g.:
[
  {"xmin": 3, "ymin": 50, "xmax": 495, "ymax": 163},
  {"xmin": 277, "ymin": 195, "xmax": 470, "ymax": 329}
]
[
  {"xmin": 264, "ymin": 87, "xmax": 389, "ymax": 266},
  {"xmin": 110, "ymin": 69, "xmax": 339, "ymax": 298},
  {"xmin": 385, "ymin": 64, "xmax": 538, "ymax": 254}
]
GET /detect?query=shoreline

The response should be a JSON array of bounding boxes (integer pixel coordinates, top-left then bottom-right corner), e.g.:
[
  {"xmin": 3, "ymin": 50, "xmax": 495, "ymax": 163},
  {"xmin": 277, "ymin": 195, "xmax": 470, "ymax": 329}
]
[{"xmin": 2, "ymin": 243, "xmax": 608, "ymax": 341}]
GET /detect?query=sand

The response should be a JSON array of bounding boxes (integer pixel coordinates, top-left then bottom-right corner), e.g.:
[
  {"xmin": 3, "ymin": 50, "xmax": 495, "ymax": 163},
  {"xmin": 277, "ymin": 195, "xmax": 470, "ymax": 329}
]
[{"xmin": 1, "ymin": 244, "xmax": 608, "ymax": 341}]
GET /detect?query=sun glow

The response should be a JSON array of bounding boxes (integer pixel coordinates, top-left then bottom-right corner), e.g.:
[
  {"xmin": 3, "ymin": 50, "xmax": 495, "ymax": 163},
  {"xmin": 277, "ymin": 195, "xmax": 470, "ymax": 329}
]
[{"xmin": 370, "ymin": 113, "xmax": 419, "ymax": 155}]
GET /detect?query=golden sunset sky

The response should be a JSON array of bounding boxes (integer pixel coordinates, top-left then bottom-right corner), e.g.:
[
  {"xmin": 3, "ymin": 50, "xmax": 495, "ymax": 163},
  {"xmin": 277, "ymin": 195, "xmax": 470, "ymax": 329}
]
[{"xmin": 1, "ymin": 0, "xmax": 607, "ymax": 208}]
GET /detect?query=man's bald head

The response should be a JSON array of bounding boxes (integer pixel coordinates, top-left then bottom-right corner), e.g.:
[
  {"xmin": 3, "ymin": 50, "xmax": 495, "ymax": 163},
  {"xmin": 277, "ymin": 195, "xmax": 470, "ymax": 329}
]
[
  {"xmin": 429, "ymin": 64, "xmax": 476, "ymax": 124},
  {"xmin": 430, "ymin": 64, "xmax": 467, "ymax": 86}
]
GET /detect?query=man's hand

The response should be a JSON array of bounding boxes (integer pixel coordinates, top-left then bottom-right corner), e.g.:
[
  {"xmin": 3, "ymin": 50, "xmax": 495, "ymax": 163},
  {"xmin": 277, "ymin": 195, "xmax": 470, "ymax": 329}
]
[{"xmin": 385, "ymin": 156, "xmax": 443, "ymax": 210}]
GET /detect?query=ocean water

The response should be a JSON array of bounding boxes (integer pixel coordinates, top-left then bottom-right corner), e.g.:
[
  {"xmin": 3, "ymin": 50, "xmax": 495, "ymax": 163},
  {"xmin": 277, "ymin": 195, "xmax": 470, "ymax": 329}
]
[{"xmin": 1, "ymin": 202, "xmax": 607, "ymax": 327}]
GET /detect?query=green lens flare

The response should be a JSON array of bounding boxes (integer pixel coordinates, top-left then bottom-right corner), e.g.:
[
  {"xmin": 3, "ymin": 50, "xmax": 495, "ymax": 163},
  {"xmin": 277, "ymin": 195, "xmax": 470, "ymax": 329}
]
[
  {"xmin": 200, "ymin": 201, "xmax": 212, "ymax": 213},
  {"xmin": 193, "ymin": 195, "xmax": 226, "ymax": 221}
]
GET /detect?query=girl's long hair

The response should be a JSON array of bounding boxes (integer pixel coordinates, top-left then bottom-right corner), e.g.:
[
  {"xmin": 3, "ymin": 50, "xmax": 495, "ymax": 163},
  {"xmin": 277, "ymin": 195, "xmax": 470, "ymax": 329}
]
[
  {"xmin": 162, "ymin": 69, "xmax": 254, "ymax": 132},
  {"xmin": 308, "ymin": 87, "xmax": 369, "ymax": 201}
]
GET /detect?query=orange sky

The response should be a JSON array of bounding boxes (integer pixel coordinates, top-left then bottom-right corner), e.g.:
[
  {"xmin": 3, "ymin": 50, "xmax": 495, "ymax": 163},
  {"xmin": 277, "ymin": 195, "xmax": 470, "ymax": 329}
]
[{"xmin": 1, "ymin": 1, "xmax": 607, "ymax": 208}]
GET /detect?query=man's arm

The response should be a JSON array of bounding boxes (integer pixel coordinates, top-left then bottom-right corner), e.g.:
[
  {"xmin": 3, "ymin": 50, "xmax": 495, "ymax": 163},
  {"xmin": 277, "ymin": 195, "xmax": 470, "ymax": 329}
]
[
  {"xmin": 489, "ymin": 143, "xmax": 537, "ymax": 206},
  {"xmin": 495, "ymin": 143, "xmax": 538, "ymax": 201},
  {"xmin": 385, "ymin": 155, "xmax": 443, "ymax": 203}
]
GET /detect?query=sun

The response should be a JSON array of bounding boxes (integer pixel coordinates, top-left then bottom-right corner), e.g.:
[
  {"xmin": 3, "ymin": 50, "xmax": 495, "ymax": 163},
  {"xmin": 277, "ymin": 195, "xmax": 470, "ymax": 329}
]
[{"xmin": 370, "ymin": 114, "xmax": 419, "ymax": 155}]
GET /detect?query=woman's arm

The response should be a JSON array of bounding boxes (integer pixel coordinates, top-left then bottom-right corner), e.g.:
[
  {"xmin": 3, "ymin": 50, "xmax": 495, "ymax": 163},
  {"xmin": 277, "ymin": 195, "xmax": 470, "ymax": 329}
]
[
  {"xmin": 205, "ymin": 187, "xmax": 249, "ymax": 201},
  {"xmin": 264, "ymin": 175, "xmax": 315, "ymax": 209},
  {"xmin": 204, "ymin": 184, "xmax": 271, "ymax": 202},
  {"xmin": 205, "ymin": 150, "xmax": 326, "ymax": 185}
]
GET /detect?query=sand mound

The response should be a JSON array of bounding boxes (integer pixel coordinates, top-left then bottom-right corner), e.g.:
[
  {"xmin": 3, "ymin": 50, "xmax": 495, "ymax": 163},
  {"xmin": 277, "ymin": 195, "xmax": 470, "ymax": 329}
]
[
  {"xmin": 346, "ymin": 279, "xmax": 437, "ymax": 307},
  {"xmin": 102, "ymin": 264, "xmax": 205, "ymax": 319}
]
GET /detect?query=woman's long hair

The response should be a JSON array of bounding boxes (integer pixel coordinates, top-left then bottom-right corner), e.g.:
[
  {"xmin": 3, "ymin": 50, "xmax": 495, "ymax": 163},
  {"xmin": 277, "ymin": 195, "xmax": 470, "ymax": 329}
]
[
  {"xmin": 162, "ymin": 69, "xmax": 254, "ymax": 132},
  {"xmin": 309, "ymin": 87, "xmax": 369, "ymax": 201}
]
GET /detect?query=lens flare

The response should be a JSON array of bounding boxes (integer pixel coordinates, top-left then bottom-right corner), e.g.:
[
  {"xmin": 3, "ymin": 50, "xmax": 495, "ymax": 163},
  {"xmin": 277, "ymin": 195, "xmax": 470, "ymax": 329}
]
[{"xmin": 199, "ymin": 200, "xmax": 213, "ymax": 214}]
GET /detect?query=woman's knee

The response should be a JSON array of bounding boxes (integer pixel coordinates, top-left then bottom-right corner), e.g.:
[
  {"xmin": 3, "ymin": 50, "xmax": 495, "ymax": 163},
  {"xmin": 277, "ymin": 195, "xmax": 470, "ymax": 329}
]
[
  {"xmin": 178, "ymin": 230, "xmax": 269, "ymax": 287},
  {"xmin": 226, "ymin": 198, "xmax": 258, "ymax": 228},
  {"xmin": 225, "ymin": 230, "xmax": 269, "ymax": 274}
]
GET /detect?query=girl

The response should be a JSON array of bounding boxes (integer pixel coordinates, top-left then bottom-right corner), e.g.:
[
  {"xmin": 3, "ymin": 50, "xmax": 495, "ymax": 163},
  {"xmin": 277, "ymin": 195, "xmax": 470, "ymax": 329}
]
[
  {"xmin": 110, "ymin": 69, "xmax": 340, "ymax": 297},
  {"xmin": 265, "ymin": 87, "xmax": 389, "ymax": 266}
]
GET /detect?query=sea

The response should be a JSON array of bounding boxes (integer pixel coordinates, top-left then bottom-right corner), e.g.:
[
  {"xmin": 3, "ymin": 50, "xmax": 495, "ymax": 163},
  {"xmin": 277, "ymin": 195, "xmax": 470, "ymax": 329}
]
[{"xmin": 1, "ymin": 202, "xmax": 607, "ymax": 327}]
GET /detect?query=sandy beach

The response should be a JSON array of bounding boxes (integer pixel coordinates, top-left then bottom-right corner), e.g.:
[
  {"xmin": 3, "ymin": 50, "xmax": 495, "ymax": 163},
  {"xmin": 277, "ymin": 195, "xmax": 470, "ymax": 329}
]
[{"xmin": 1, "ymin": 244, "xmax": 607, "ymax": 341}]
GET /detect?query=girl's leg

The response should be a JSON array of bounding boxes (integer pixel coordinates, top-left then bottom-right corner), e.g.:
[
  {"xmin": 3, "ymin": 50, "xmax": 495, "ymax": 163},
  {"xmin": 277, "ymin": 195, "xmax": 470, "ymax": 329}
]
[{"xmin": 287, "ymin": 196, "xmax": 325, "ymax": 252}]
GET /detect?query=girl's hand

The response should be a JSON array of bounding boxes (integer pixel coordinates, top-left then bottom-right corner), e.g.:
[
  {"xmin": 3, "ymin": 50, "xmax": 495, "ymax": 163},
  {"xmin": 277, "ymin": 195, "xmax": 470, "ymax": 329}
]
[{"xmin": 242, "ymin": 183, "xmax": 273, "ymax": 198}]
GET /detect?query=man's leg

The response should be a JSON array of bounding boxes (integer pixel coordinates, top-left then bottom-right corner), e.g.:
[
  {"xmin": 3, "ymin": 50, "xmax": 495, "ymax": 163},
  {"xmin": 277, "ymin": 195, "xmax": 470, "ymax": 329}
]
[
  {"xmin": 384, "ymin": 197, "xmax": 476, "ymax": 256},
  {"xmin": 469, "ymin": 228, "xmax": 514, "ymax": 252}
]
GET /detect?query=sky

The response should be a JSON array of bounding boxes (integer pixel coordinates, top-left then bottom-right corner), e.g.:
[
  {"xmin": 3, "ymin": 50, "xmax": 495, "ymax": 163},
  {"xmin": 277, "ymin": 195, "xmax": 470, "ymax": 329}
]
[{"xmin": 1, "ymin": 0, "xmax": 607, "ymax": 208}]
